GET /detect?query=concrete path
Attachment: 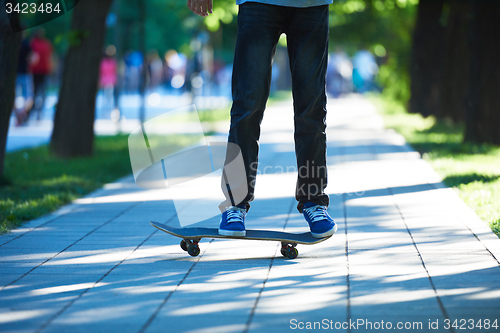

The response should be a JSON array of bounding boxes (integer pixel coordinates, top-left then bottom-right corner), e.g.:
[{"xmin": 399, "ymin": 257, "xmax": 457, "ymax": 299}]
[{"xmin": 1, "ymin": 96, "xmax": 499, "ymax": 333}]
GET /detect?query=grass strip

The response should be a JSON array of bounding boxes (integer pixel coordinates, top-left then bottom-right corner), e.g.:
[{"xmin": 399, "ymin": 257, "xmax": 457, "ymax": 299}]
[{"xmin": 370, "ymin": 95, "xmax": 500, "ymax": 238}]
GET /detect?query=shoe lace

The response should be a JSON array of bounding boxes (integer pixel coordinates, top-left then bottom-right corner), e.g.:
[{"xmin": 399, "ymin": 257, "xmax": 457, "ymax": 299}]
[
  {"xmin": 226, "ymin": 207, "xmax": 245, "ymax": 224},
  {"xmin": 304, "ymin": 205, "xmax": 327, "ymax": 224}
]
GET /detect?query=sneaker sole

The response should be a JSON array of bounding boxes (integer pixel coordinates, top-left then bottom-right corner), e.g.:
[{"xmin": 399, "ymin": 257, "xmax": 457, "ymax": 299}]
[
  {"xmin": 219, "ymin": 229, "xmax": 246, "ymax": 237},
  {"xmin": 311, "ymin": 223, "xmax": 338, "ymax": 239}
]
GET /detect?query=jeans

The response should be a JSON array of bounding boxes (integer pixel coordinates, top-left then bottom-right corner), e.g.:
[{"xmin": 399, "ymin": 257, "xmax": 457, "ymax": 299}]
[
  {"xmin": 224, "ymin": 2, "xmax": 330, "ymax": 213},
  {"xmin": 30, "ymin": 73, "xmax": 48, "ymax": 120}
]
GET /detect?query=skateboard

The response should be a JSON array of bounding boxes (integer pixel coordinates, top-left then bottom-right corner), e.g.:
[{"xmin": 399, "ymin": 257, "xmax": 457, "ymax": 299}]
[{"xmin": 150, "ymin": 221, "xmax": 332, "ymax": 259}]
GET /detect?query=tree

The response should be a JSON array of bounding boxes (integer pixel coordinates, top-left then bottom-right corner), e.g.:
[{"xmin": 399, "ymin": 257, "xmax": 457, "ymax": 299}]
[
  {"xmin": 408, "ymin": 0, "xmax": 445, "ymax": 117},
  {"xmin": 464, "ymin": 0, "xmax": 500, "ymax": 145},
  {"xmin": 328, "ymin": 0, "xmax": 418, "ymax": 103},
  {"xmin": 117, "ymin": 0, "xmax": 198, "ymax": 57},
  {"xmin": 0, "ymin": 2, "xmax": 21, "ymax": 179},
  {"xmin": 440, "ymin": 0, "xmax": 470, "ymax": 123},
  {"xmin": 50, "ymin": 0, "xmax": 113, "ymax": 157}
]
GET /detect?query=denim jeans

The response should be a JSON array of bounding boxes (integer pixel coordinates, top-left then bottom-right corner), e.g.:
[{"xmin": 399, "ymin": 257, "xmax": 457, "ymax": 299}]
[{"xmin": 224, "ymin": 2, "xmax": 330, "ymax": 213}]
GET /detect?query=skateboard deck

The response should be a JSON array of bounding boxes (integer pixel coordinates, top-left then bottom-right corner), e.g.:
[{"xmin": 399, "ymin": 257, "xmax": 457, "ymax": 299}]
[{"xmin": 150, "ymin": 221, "xmax": 333, "ymax": 259}]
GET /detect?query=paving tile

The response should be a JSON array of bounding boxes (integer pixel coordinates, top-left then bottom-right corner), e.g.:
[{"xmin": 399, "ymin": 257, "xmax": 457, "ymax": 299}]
[
  {"xmin": 0, "ymin": 274, "xmax": 31, "ymax": 288},
  {"xmin": 0, "ymin": 238, "xmax": 79, "ymax": 250},
  {"xmin": 0, "ymin": 274, "xmax": 106, "ymax": 332},
  {"xmin": 0, "ymin": 249, "xmax": 58, "ymax": 264},
  {"xmin": 144, "ymin": 264, "xmax": 271, "ymax": 333},
  {"xmin": 110, "ymin": 256, "xmax": 196, "ymax": 275},
  {"xmin": 41, "ymin": 274, "xmax": 188, "ymax": 333},
  {"xmin": 0, "ymin": 273, "xmax": 104, "ymax": 305}
]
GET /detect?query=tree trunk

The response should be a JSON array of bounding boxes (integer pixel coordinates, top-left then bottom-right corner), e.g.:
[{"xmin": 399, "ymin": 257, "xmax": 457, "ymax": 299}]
[
  {"xmin": 440, "ymin": 0, "xmax": 470, "ymax": 123},
  {"xmin": 50, "ymin": 0, "xmax": 112, "ymax": 157},
  {"xmin": 0, "ymin": 3, "xmax": 21, "ymax": 178},
  {"xmin": 409, "ymin": 0, "xmax": 445, "ymax": 118},
  {"xmin": 464, "ymin": 0, "xmax": 500, "ymax": 144}
]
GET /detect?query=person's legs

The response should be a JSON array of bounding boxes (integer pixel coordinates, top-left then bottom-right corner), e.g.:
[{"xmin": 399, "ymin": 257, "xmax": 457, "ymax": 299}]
[
  {"xmin": 13, "ymin": 74, "xmax": 33, "ymax": 125},
  {"xmin": 30, "ymin": 73, "xmax": 47, "ymax": 121},
  {"xmin": 285, "ymin": 5, "xmax": 330, "ymax": 213},
  {"xmin": 285, "ymin": 6, "xmax": 336, "ymax": 238},
  {"xmin": 220, "ymin": 2, "xmax": 285, "ymax": 212},
  {"xmin": 36, "ymin": 74, "xmax": 47, "ymax": 120},
  {"xmin": 219, "ymin": 3, "xmax": 286, "ymax": 236}
]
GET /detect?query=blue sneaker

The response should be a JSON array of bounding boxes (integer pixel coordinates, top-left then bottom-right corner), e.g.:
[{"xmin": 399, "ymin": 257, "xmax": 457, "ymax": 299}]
[
  {"xmin": 302, "ymin": 202, "xmax": 337, "ymax": 238},
  {"xmin": 219, "ymin": 206, "xmax": 246, "ymax": 236}
]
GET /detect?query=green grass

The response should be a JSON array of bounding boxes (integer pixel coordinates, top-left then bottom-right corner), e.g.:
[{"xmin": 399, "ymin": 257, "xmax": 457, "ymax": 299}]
[
  {"xmin": 0, "ymin": 135, "xmax": 132, "ymax": 234},
  {"xmin": 370, "ymin": 95, "xmax": 500, "ymax": 237},
  {"xmin": 198, "ymin": 106, "xmax": 231, "ymax": 123}
]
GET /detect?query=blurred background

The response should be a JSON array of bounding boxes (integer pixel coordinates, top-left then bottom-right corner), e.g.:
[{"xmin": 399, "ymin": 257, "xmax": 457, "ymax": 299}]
[
  {"xmin": 3, "ymin": 0, "xmax": 499, "ymax": 156},
  {"xmin": 5, "ymin": 0, "xmax": 408, "ymax": 130}
]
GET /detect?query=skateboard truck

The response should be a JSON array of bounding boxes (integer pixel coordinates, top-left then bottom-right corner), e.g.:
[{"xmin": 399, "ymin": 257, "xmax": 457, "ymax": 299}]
[
  {"xmin": 179, "ymin": 238, "xmax": 299, "ymax": 259},
  {"xmin": 180, "ymin": 239, "xmax": 201, "ymax": 257}
]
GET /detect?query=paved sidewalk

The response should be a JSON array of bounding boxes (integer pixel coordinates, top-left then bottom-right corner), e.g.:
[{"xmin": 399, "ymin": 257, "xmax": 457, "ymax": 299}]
[{"xmin": 1, "ymin": 97, "xmax": 499, "ymax": 333}]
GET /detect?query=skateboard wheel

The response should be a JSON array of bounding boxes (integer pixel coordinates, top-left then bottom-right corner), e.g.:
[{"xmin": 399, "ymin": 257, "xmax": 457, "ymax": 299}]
[
  {"xmin": 180, "ymin": 240, "xmax": 189, "ymax": 252},
  {"xmin": 281, "ymin": 244, "xmax": 298, "ymax": 259},
  {"xmin": 187, "ymin": 244, "xmax": 200, "ymax": 257},
  {"xmin": 286, "ymin": 247, "xmax": 298, "ymax": 259}
]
